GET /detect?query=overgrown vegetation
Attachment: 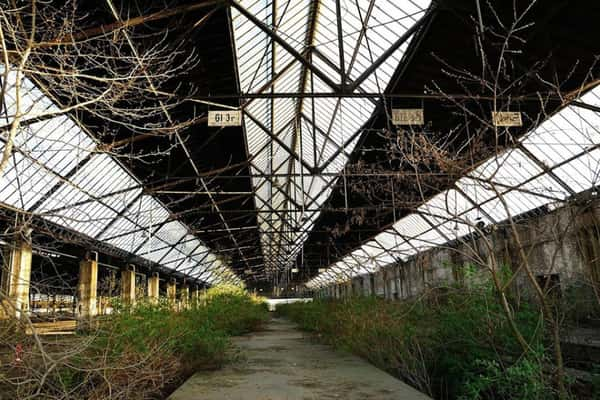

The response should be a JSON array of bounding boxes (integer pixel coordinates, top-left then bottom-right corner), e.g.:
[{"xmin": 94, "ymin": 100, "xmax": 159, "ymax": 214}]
[
  {"xmin": 279, "ymin": 269, "xmax": 567, "ymax": 400},
  {"xmin": 0, "ymin": 285, "xmax": 268, "ymax": 399}
]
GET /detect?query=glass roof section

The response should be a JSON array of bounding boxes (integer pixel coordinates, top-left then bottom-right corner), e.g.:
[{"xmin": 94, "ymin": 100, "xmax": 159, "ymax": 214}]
[
  {"xmin": 231, "ymin": 0, "xmax": 432, "ymax": 272},
  {"xmin": 0, "ymin": 69, "xmax": 240, "ymax": 286},
  {"xmin": 307, "ymin": 85, "xmax": 600, "ymax": 289}
]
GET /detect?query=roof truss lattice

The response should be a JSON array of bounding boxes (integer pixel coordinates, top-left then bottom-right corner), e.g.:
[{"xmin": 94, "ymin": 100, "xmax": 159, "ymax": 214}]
[{"xmin": 230, "ymin": 0, "xmax": 433, "ymax": 272}]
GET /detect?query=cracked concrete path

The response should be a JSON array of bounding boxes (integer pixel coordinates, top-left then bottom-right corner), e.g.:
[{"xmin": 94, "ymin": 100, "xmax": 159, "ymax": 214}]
[{"xmin": 168, "ymin": 318, "xmax": 432, "ymax": 400}]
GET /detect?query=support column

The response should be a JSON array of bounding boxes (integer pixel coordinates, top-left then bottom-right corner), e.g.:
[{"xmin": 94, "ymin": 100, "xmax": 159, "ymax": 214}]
[
  {"xmin": 147, "ymin": 272, "xmax": 159, "ymax": 304},
  {"xmin": 121, "ymin": 265, "xmax": 136, "ymax": 307},
  {"xmin": 1, "ymin": 240, "xmax": 32, "ymax": 319},
  {"xmin": 166, "ymin": 279, "xmax": 177, "ymax": 309},
  {"xmin": 77, "ymin": 253, "xmax": 98, "ymax": 321},
  {"xmin": 180, "ymin": 284, "xmax": 189, "ymax": 310},
  {"xmin": 192, "ymin": 286, "xmax": 200, "ymax": 307}
]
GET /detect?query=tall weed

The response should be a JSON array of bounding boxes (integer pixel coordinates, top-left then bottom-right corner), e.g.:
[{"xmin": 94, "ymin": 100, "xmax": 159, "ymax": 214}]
[{"xmin": 279, "ymin": 277, "xmax": 553, "ymax": 399}]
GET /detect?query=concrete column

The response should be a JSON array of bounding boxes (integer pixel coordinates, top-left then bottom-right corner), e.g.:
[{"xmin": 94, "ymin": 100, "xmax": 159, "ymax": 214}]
[
  {"xmin": 121, "ymin": 265, "xmax": 136, "ymax": 307},
  {"xmin": 192, "ymin": 286, "xmax": 200, "ymax": 307},
  {"xmin": 166, "ymin": 279, "xmax": 177, "ymax": 309},
  {"xmin": 383, "ymin": 270, "xmax": 389, "ymax": 299},
  {"xmin": 1, "ymin": 240, "xmax": 32, "ymax": 319},
  {"xmin": 180, "ymin": 285, "xmax": 189, "ymax": 310},
  {"xmin": 147, "ymin": 272, "xmax": 159, "ymax": 304},
  {"xmin": 77, "ymin": 256, "xmax": 98, "ymax": 320}
]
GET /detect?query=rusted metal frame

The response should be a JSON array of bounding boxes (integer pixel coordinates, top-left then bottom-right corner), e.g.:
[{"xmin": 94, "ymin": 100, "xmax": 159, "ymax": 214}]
[
  {"xmin": 571, "ymin": 100, "xmax": 600, "ymax": 114},
  {"xmin": 244, "ymin": 110, "xmax": 316, "ymax": 173},
  {"xmin": 453, "ymin": 183, "xmax": 499, "ymax": 225},
  {"xmin": 345, "ymin": 0, "xmax": 376, "ymax": 79},
  {"xmin": 229, "ymin": 0, "xmax": 341, "ymax": 92},
  {"xmin": 94, "ymin": 190, "xmax": 145, "ymax": 240},
  {"xmin": 347, "ymin": 5, "xmax": 436, "ymax": 92},
  {"xmin": 517, "ymin": 143, "xmax": 576, "ymax": 196},
  {"xmin": 170, "ymin": 244, "xmax": 211, "ymax": 272}
]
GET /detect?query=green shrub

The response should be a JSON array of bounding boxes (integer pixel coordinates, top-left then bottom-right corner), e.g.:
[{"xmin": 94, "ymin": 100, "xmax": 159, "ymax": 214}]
[
  {"xmin": 96, "ymin": 285, "xmax": 268, "ymax": 370},
  {"xmin": 3, "ymin": 285, "xmax": 269, "ymax": 400},
  {"xmin": 278, "ymin": 276, "xmax": 552, "ymax": 400},
  {"xmin": 460, "ymin": 356, "xmax": 552, "ymax": 400}
]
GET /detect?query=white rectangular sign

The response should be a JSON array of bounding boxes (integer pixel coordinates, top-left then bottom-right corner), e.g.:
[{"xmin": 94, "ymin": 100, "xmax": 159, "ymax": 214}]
[
  {"xmin": 291, "ymin": 268, "xmax": 299, "ymax": 273},
  {"xmin": 318, "ymin": 268, "xmax": 326, "ymax": 273},
  {"xmin": 208, "ymin": 110, "xmax": 242, "ymax": 127},
  {"xmin": 492, "ymin": 111, "xmax": 522, "ymax": 127},
  {"xmin": 392, "ymin": 109, "xmax": 424, "ymax": 125}
]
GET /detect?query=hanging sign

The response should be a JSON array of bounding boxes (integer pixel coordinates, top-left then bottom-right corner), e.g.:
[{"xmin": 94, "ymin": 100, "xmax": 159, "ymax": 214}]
[
  {"xmin": 492, "ymin": 111, "xmax": 522, "ymax": 127},
  {"xmin": 208, "ymin": 110, "xmax": 242, "ymax": 127},
  {"xmin": 392, "ymin": 109, "xmax": 424, "ymax": 125},
  {"xmin": 291, "ymin": 268, "xmax": 299, "ymax": 273}
]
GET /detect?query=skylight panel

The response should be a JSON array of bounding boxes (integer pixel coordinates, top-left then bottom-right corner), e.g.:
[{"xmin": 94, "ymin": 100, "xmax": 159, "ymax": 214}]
[
  {"xmin": 16, "ymin": 116, "xmax": 95, "ymax": 176},
  {"xmin": 552, "ymin": 148, "xmax": 600, "ymax": 193},
  {"xmin": 1, "ymin": 73, "xmax": 59, "ymax": 119},
  {"xmin": 393, "ymin": 214, "xmax": 431, "ymax": 239},
  {"xmin": 0, "ymin": 69, "xmax": 235, "ymax": 286},
  {"xmin": 99, "ymin": 194, "xmax": 169, "ymax": 244},
  {"xmin": 0, "ymin": 151, "xmax": 61, "ymax": 210},
  {"xmin": 155, "ymin": 221, "xmax": 188, "ymax": 246},
  {"xmin": 35, "ymin": 154, "xmax": 141, "ymax": 237}
]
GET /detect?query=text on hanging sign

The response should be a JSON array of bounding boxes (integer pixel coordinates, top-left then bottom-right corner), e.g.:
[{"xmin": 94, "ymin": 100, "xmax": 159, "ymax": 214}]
[
  {"xmin": 208, "ymin": 110, "xmax": 242, "ymax": 127},
  {"xmin": 391, "ymin": 109, "xmax": 424, "ymax": 125},
  {"xmin": 492, "ymin": 111, "xmax": 522, "ymax": 127}
]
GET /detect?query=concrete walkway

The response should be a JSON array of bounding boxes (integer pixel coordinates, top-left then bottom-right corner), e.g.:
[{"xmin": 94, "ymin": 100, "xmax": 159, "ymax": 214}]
[{"xmin": 168, "ymin": 318, "xmax": 431, "ymax": 400}]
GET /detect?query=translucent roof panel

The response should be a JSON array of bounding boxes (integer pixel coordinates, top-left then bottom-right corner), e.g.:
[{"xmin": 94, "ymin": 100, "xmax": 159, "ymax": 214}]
[
  {"xmin": 0, "ymin": 151, "xmax": 61, "ymax": 210},
  {"xmin": 37, "ymin": 154, "xmax": 141, "ymax": 238},
  {"xmin": 15, "ymin": 116, "xmax": 95, "ymax": 176},
  {"xmin": 98, "ymin": 194, "xmax": 170, "ymax": 252},
  {"xmin": 1, "ymin": 72, "xmax": 61, "ymax": 119},
  {"xmin": 154, "ymin": 221, "xmax": 188, "ymax": 246}
]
